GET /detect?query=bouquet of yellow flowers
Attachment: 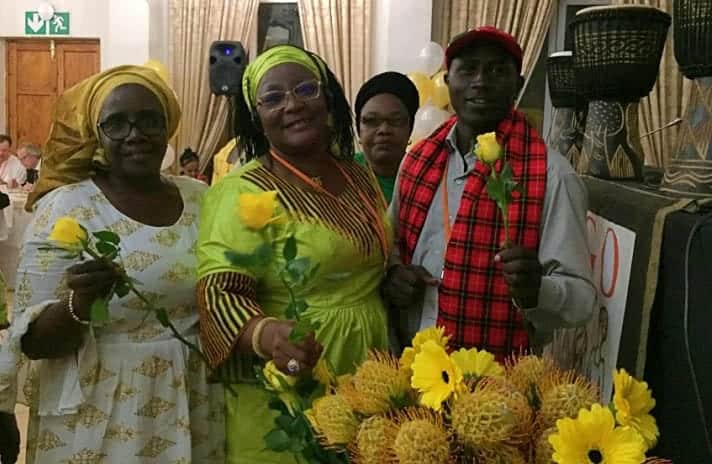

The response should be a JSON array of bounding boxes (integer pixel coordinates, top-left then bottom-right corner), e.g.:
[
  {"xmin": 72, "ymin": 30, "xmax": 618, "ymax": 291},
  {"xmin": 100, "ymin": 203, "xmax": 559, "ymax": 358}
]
[{"xmin": 266, "ymin": 326, "xmax": 670, "ymax": 464}]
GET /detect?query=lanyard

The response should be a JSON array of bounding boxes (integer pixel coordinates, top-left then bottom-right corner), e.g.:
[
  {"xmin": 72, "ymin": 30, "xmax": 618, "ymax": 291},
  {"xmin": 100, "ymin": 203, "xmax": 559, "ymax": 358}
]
[{"xmin": 269, "ymin": 150, "xmax": 389, "ymax": 262}]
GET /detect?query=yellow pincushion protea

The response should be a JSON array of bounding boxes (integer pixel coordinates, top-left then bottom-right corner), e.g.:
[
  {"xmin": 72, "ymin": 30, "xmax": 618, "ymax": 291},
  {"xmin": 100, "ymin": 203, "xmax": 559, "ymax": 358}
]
[
  {"xmin": 613, "ymin": 368, "xmax": 658, "ymax": 449},
  {"xmin": 534, "ymin": 427, "xmax": 557, "ymax": 464},
  {"xmin": 476, "ymin": 377, "xmax": 534, "ymax": 443},
  {"xmin": 506, "ymin": 354, "xmax": 557, "ymax": 398},
  {"xmin": 537, "ymin": 371, "xmax": 599, "ymax": 431},
  {"xmin": 310, "ymin": 393, "xmax": 360, "ymax": 446},
  {"xmin": 451, "ymin": 383, "xmax": 519, "ymax": 448},
  {"xmin": 350, "ymin": 416, "xmax": 398, "ymax": 464},
  {"xmin": 473, "ymin": 444, "xmax": 528, "ymax": 464},
  {"xmin": 343, "ymin": 352, "xmax": 412, "ymax": 415},
  {"xmin": 549, "ymin": 404, "xmax": 646, "ymax": 464},
  {"xmin": 391, "ymin": 409, "xmax": 451, "ymax": 464}
]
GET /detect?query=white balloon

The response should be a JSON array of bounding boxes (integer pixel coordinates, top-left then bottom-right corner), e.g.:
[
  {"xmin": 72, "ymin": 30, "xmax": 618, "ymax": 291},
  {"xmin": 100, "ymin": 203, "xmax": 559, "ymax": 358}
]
[
  {"xmin": 37, "ymin": 2, "xmax": 55, "ymax": 21},
  {"xmin": 415, "ymin": 42, "xmax": 445, "ymax": 77},
  {"xmin": 411, "ymin": 104, "xmax": 452, "ymax": 143},
  {"xmin": 161, "ymin": 145, "xmax": 175, "ymax": 171}
]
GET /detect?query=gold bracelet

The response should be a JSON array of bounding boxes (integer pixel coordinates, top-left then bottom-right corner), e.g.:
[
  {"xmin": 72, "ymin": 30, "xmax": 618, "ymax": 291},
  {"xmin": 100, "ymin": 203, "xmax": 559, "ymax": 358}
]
[
  {"xmin": 67, "ymin": 290, "xmax": 91, "ymax": 326},
  {"xmin": 251, "ymin": 316, "xmax": 277, "ymax": 359}
]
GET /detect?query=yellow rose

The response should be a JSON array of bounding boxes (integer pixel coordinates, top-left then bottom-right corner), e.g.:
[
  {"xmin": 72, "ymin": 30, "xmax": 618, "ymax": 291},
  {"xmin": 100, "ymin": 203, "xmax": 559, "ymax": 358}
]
[
  {"xmin": 263, "ymin": 360, "xmax": 297, "ymax": 392},
  {"xmin": 48, "ymin": 217, "xmax": 87, "ymax": 249},
  {"xmin": 238, "ymin": 191, "xmax": 283, "ymax": 230},
  {"xmin": 474, "ymin": 132, "xmax": 503, "ymax": 164}
]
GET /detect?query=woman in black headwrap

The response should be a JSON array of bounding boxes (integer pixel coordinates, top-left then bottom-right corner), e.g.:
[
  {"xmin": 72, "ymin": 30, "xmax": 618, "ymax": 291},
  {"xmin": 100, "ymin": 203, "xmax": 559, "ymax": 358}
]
[{"xmin": 354, "ymin": 71, "xmax": 419, "ymax": 203}]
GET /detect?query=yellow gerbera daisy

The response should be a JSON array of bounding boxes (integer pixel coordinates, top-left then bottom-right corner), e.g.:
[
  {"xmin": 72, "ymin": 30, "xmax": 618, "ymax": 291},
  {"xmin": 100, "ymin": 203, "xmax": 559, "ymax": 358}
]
[
  {"xmin": 450, "ymin": 347, "xmax": 504, "ymax": 380},
  {"xmin": 613, "ymin": 369, "xmax": 659, "ymax": 449},
  {"xmin": 549, "ymin": 404, "xmax": 646, "ymax": 464},
  {"xmin": 411, "ymin": 326, "xmax": 450, "ymax": 350},
  {"xmin": 411, "ymin": 340, "xmax": 463, "ymax": 411}
]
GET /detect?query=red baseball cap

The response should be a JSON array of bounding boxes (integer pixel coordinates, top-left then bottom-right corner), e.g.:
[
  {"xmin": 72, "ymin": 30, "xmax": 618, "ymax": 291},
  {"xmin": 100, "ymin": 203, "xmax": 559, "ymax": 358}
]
[{"xmin": 445, "ymin": 26, "xmax": 523, "ymax": 72}]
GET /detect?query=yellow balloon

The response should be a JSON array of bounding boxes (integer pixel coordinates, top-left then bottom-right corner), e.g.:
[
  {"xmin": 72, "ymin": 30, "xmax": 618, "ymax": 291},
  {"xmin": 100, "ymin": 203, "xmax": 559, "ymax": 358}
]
[
  {"xmin": 430, "ymin": 71, "xmax": 450, "ymax": 108},
  {"xmin": 143, "ymin": 59, "xmax": 170, "ymax": 84},
  {"xmin": 408, "ymin": 72, "xmax": 435, "ymax": 107}
]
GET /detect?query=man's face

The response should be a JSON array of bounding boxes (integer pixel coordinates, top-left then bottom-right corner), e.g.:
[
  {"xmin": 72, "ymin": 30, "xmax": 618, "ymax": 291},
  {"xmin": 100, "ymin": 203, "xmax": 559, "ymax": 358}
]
[
  {"xmin": 21, "ymin": 154, "xmax": 39, "ymax": 169},
  {"xmin": 446, "ymin": 44, "xmax": 523, "ymax": 130},
  {"xmin": 0, "ymin": 141, "xmax": 10, "ymax": 163}
]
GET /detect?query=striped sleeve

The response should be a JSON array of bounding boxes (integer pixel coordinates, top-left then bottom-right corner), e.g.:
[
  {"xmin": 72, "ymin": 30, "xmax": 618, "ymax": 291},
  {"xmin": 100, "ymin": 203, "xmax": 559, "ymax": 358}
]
[{"xmin": 197, "ymin": 271, "xmax": 263, "ymax": 368}]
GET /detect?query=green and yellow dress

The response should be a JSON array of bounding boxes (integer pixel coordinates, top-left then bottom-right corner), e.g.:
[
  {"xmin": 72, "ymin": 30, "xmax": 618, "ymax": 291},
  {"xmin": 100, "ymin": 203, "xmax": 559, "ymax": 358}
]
[{"xmin": 197, "ymin": 158, "xmax": 391, "ymax": 463}]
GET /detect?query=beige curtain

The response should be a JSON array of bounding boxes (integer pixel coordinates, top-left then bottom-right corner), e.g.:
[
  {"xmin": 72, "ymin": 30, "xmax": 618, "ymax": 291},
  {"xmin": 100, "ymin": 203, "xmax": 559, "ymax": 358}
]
[
  {"xmin": 614, "ymin": 0, "xmax": 692, "ymax": 167},
  {"xmin": 431, "ymin": 0, "xmax": 555, "ymax": 82},
  {"xmin": 168, "ymin": 0, "xmax": 259, "ymax": 169},
  {"xmin": 297, "ymin": 0, "xmax": 371, "ymax": 103}
]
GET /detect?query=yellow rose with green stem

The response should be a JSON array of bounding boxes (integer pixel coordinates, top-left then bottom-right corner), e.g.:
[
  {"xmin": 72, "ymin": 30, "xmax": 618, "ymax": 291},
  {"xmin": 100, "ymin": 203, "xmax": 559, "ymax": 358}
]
[{"xmin": 473, "ymin": 132, "xmax": 520, "ymax": 246}]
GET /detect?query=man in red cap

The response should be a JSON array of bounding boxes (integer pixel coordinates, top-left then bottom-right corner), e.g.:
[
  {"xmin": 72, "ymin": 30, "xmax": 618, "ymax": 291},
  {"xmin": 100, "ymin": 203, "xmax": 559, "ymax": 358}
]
[{"xmin": 384, "ymin": 27, "xmax": 596, "ymax": 359}]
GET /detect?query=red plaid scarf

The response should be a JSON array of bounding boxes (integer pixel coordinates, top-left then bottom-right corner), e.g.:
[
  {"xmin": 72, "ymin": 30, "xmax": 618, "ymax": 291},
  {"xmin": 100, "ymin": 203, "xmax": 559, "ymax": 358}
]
[{"xmin": 397, "ymin": 109, "xmax": 547, "ymax": 359}]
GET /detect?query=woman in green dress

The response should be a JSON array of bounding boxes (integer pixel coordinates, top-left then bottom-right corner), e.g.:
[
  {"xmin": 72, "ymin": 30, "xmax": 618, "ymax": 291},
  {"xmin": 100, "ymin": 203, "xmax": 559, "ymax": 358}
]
[
  {"xmin": 353, "ymin": 72, "xmax": 419, "ymax": 203},
  {"xmin": 196, "ymin": 45, "xmax": 391, "ymax": 463}
]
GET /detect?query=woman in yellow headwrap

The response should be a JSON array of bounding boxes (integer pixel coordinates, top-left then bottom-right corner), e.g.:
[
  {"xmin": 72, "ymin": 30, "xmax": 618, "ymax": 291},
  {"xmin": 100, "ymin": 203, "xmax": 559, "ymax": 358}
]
[
  {"xmin": 0, "ymin": 65, "xmax": 224, "ymax": 462},
  {"xmin": 197, "ymin": 45, "xmax": 391, "ymax": 463}
]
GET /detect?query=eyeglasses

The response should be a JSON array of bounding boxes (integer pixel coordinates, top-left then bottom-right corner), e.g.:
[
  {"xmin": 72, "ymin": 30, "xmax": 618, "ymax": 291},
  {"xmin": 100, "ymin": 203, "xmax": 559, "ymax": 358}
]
[
  {"xmin": 257, "ymin": 80, "xmax": 322, "ymax": 111},
  {"xmin": 97, "ymin": 110, "xmax": 167, "ymax": 141},
  {"xmin": 360, "ymin": 115, "xmax": 410, "ymax": 129}
]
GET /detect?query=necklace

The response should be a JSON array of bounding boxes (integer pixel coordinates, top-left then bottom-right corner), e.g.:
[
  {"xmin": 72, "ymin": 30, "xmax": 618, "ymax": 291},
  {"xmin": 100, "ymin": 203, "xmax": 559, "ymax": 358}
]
[{"xmin": 269, "ymin": 150, "xmax": 389, "ymax": 264}]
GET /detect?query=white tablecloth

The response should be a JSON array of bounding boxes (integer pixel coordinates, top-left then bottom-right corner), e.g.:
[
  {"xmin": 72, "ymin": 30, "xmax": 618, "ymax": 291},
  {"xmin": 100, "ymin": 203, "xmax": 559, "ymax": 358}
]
[{"xmin": 0, "ymin": 190, "xmax": 32, "ymax": 289}]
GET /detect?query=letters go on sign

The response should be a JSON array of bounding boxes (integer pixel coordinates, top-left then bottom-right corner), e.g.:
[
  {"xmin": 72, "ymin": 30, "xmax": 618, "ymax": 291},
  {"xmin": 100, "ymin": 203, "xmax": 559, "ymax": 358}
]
[{"xmin": 25, "ymin": 11, "xmax": 70, "ymax": 36}]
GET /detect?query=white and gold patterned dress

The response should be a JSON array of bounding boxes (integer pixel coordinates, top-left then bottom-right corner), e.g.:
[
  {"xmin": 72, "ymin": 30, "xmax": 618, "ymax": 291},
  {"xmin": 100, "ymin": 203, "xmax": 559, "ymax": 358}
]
[{"xmin": 0, "ymin": 176, "xmax": 225, "ymax": 463}]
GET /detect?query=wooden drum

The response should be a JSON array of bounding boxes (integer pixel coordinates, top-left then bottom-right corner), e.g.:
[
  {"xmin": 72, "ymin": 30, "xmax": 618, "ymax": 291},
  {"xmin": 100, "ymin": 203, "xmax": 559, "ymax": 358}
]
[
  {"xmin": 571, "ymin": 5, "xmax": 671, "ymax": 180},
  {"xmin": 661, "ymin": 0, "xmax": 712, "ymax": 197},
  {"xmin": 547, "ymin": 51, "xmax": 587, "ymax": 173}
]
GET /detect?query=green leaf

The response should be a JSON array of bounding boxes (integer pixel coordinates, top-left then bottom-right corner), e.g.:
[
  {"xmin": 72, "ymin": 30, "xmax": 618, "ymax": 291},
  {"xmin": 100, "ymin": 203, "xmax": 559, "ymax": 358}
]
[
  {"xmin": 224, "ymin": 250, "xmax": 257, "ymax": 267},
  {"xmin": 90, "ymin": 298, "xmax": 109, "ymax": 324},
  {"xmin": 486, "ymin": 176, "xmax": 507, "ymax": 207},
  {"xmin": 255, "ymin": 243, "xmax": 274, "ymax": 267},
  {"xmin": 115, "ymin": 280, "xmax": 131, "ymax": 298},
  {"xmin": 96, "ymin": 241, "xmax": 118, "ymax": 259},
  {"xmin": 264, "ymin": 429, "xmax": 292, "ymax": 452},
  {"xmin": 288, "ymin": 319, "xmax": 314, "ymax": 343},
  {"xmin": 275, "ymin": 414, "xmax": 295, "ymax": 431},
  {"xmin": 93, "ymin": 230, "xmax": 120, "ymax": 245},
  {"xmin": 283, "ymin": 235, "xmax": 297, "ymax": 261},
  {"xmin": 500, "ymin": 163, "xmax": 514, "ymax": 183},
  {"xmin": 155, "ymin": 308, "xmax": 170, "ymax": 327},
  {"xmin": 308, "ymin": 263, "xmax": 321, "ymax": 280},
  {"xmin": 286, "ymin": 257, "xmax": 311, "ymax": 284},
  {"xmin": 285, "ymin": 300, "xmax": 309, "ymax": 320}
]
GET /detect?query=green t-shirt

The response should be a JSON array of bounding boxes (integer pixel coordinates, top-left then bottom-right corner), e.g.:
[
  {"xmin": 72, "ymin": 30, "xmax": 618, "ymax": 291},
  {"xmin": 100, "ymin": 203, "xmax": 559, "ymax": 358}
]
[{"xmin": 353, "ymin": 152, "xmax": 396, "ymax": 204}]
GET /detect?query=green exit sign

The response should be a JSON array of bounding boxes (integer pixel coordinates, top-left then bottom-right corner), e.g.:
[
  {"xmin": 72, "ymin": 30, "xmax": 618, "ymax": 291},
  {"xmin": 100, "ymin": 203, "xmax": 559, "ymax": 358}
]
[{"xmin": 24, "ymin": 11, "xmax": 70, "ymax": 36}]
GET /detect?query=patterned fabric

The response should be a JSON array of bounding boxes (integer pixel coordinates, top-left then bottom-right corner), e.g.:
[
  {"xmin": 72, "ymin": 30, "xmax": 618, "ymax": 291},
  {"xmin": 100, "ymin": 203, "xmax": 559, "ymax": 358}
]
[
  {"xmin": 197, "ymin": 159, "xmax": 390, "ymax": 463},
  {"xmin": 0, "ymin": 176, "xmax": 224, "ymax": 463},
  {"xmin": 397, "ymin": 110, "xmax": 547, "ymax": 358}
]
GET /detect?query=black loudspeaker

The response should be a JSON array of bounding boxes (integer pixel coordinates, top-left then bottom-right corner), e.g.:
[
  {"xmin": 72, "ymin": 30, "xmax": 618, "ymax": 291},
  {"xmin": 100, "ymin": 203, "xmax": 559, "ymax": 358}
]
[{"xmin": 209, "ymin": 41, "xmax": 247, "ymax": 96}]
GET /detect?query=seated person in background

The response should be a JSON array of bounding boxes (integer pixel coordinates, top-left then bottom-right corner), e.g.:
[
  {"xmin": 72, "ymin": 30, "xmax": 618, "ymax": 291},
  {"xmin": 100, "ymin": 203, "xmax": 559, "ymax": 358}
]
[
  {"xmin": 0, "ymin": 135, "xmax": 26, "ymax": 188},
  {"xmin": 180, "ymin": 147, "xmax": 209, "ymax": 183},
  {"xmin": 211, "ymin": 137, "xmax": 242, "ymax": 185},
  {"xmin": 354, "ymin": 72, "xmax": 419, "ymax": 204},
  {"xmin": 17, "ymin": 143, "xmax": 42, "ymax": 187}
]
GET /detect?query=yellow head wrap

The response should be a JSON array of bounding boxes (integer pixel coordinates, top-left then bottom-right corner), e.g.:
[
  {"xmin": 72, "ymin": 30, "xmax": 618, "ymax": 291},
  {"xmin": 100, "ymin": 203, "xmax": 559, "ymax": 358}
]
[
  {"xmin": 26, "ymin": 65, "xmax": 181, "ymax": 211},
  {"xmin": 242, "ymin": 45, "xmax": 327, "ymax": 112}
]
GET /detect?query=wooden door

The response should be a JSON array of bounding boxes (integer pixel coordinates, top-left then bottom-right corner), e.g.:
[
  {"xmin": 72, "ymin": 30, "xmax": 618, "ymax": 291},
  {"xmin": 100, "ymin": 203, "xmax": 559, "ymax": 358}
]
[{"xmin": 6, "ymin": 39, "xmax": 100, "ymax": 147}]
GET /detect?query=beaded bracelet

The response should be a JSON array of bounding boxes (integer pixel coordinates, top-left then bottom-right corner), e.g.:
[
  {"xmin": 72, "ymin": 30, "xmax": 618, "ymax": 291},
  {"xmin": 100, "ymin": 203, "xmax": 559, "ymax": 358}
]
[
  {"xmin": 251, "ymin": 316, "xmax": 277, "ymax": 359},
  {"xmin": 67, "ymin": 290, "xmax": 91, "ymax": 326}
]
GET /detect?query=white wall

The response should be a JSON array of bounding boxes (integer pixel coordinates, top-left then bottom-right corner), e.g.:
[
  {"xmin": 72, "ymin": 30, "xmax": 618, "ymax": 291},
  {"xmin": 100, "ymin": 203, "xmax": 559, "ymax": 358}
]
[
  {"xmin": 371, "ymin": 0, "xmax": 433, "ymax": 76},
  {"xmin": 0, "ymin": 0, "xmax": 150, "ymax": 131},
  {"xmin": 0, "ymin": 0, "xmax": 149, "ymax": 69}
]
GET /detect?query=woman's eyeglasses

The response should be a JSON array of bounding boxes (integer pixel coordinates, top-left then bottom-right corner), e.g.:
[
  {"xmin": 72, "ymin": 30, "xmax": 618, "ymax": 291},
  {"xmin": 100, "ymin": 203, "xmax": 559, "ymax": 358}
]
[
  {"xmin": 257, "ymin": 80, "xmax": 322, "ymax": 111},
  {"xmin": 97, "ymin": 110, "xmax": 167, "ymax": 141}
]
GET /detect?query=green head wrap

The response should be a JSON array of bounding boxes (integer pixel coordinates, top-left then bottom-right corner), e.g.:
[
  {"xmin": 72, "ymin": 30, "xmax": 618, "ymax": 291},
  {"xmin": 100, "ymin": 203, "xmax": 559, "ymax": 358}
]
[{"xmin": 242, "ymin": 45, "xmax": 327, "ymax": 112}]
